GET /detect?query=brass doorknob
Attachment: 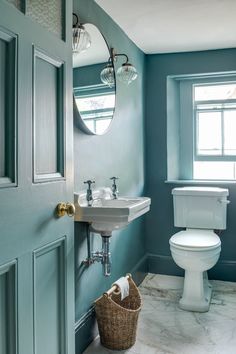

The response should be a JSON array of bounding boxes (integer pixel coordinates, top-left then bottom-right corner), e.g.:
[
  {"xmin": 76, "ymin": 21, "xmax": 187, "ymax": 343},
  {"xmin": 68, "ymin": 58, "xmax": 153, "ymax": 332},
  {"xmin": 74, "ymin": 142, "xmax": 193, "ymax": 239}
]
[{"xmin": 56, "ymin": 202, "xmax": 75, "ymax": 217}]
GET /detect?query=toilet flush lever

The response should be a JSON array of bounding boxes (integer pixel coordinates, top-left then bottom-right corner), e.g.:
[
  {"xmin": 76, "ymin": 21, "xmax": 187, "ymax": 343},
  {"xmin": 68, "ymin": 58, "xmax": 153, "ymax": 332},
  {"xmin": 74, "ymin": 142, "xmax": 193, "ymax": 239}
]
[{"xmin": 218, "ymin": 198, "xmax": 230, "ymax": 204}]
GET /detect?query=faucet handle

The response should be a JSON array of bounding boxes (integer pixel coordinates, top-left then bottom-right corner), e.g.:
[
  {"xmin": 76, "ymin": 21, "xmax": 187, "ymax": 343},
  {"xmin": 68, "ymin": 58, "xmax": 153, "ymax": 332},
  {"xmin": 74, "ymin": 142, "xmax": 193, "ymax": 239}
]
[
  {"xmin": 110, "ymin": 177, "xmax": 119, "ymax": 182},
  {"xmin": 110, "ymin": 177, "xmax": 119, "ymax": 199},
  {"xmin": 84, "ymin": 180, "xmax": 95, "ymax": 189}
]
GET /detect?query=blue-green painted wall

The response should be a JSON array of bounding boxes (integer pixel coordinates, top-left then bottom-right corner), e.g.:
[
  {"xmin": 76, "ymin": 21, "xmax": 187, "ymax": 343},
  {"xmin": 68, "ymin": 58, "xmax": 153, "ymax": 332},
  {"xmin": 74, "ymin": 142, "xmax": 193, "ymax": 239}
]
[
  {"xmin": 145, "ymin": 48, "xmax": 236, "ymax": 281},
  {"xmin": 72, "ymin": 4, "xmax": 236, "ymax": 352},
  {"xmin": 73, "ymin": 63, "xmax": 105, "ymax": 87},
  {"xmin": 73, "ymin": 1, "xmax": 146, "ymax": 352}
]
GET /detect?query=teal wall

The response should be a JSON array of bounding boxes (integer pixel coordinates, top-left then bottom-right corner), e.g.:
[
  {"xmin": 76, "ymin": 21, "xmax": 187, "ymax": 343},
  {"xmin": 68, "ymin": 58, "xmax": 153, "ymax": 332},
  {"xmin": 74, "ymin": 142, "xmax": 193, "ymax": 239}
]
[
  {"xmin": 73, "ymin": 1, "xmax": 146, "ymax": 352},
  {"xmin": 145, "ymin": 48, "xmax": 236, "ymax": 281},
  {"xmin": 73, "ymin": 63, "xmax": 105, "ymax": 88},
  {"xmin": 73, "ymin": 3, "xmax": 236, "ymax": 352}
]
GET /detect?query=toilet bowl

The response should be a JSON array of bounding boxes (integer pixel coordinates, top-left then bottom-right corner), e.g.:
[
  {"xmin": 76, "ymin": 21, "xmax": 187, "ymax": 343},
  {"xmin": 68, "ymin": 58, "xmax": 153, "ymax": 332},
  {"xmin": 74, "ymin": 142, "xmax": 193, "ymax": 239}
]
[
  {"xmin": 169, "ymin": 186, "xmax": 229, "ymax": 312},
  {"xmin": 169, "ymin": 229, "xmax": 221, "ymax": 312}
]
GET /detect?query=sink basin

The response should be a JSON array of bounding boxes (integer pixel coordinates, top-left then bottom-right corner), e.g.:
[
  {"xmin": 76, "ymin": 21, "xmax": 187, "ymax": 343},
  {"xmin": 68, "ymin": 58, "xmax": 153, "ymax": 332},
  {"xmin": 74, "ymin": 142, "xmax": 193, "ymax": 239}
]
[{"xmin": 74, "ymin": 187, "xmax": 151, "ymax": 234}]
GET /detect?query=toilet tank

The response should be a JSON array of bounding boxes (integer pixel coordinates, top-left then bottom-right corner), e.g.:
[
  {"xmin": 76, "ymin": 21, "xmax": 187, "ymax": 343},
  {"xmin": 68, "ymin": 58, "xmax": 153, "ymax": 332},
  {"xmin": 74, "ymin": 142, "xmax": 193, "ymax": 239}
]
[{"xmin": 172, "ymin": 187, "xmax": 229, "ymax": 230}]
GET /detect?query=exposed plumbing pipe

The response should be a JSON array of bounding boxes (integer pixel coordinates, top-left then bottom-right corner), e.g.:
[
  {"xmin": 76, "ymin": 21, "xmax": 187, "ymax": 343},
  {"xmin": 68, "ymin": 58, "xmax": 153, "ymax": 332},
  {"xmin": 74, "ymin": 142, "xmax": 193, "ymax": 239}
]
[
  {"xmin": 101, "ymin": 236, "xmax": 111, "ymax": 277},
  {"xmin": 82, "ymin": 228, "xmax": 112, "ymax": 277}
]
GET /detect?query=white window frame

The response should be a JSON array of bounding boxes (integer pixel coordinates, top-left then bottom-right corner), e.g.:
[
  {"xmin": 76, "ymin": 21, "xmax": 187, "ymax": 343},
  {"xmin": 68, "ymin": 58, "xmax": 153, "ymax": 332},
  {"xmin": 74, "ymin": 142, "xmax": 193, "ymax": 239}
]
[{"xmin": 179, "ymin": 75, "xmax": 236, "ymax": 180}]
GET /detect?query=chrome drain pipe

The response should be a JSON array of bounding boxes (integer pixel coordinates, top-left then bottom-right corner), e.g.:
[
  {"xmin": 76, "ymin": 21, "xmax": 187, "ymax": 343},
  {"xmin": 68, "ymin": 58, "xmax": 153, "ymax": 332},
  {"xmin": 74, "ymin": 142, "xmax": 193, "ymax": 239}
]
[
  {"xmin": 82, "ymin": 227, "xmax": 112, "ymax": 276},
  {"xmin": 101, "ymin": 236, "xmax": 111, "ymax": 277}
]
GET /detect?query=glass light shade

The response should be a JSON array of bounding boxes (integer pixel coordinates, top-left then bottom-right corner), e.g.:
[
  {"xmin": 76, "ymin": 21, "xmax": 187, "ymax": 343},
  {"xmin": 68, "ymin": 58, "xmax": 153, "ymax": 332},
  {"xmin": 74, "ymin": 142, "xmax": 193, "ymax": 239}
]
[
  {"xmin": 72, "ymin": 25, "xmax": 91, "ymax": 54},
  {"xmin": 100, "ymin": 64, "xmax": 115, "ymax": 88},
  {"xmin": 117, "ymin": 63, "xmax": 138, "ymax": 85}
]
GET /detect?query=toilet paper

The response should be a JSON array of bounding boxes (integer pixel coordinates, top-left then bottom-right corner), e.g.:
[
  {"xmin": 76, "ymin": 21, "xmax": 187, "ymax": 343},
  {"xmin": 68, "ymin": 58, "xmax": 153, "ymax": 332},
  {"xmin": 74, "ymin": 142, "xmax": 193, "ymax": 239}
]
[{"xmin": 112, "ymin": 276, "xmax": 130, "ymax": 300}]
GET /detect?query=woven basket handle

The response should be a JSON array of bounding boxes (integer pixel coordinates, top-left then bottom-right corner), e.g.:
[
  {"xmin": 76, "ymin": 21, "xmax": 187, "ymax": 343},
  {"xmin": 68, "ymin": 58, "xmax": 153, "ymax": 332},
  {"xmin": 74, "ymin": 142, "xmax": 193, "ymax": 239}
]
[{"xmin": 104, "ymin": 273, "xmax": 132, "ymax": 297}]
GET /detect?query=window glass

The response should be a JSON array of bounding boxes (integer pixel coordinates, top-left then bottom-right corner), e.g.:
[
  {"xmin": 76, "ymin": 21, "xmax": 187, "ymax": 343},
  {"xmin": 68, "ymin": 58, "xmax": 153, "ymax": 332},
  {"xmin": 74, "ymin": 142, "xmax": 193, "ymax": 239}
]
[
  {"xmin": 224, "ymin": 110, "xmax": 236, "ymax": 155},
  {"xmin": 96, "ymin": 119, "xmax": 111, "ymax": 134},
  {"xmin": 195, "ymin": 83, "xmax": 236, "ymax": 101},
  {"xmin": 83, "ymin": 120, "xmax": 94, "ymax": 132},
  {"xmin": 197, "ymin": 112, "xmax": 222, "ymax": 155},
  {"xmin": 194, "ymin": 161, "xmax": 236, "ymax": 180},
  {"xmin": 76, "ymin": 94, "xmax": 115, "ymax": 112},
  {"xmin": 74, "ymin": 91, "xmax": 115, "ymax": 134},
  {"xmin": 193, "ymin": 82, "xmax": 236, "ymax": 179}
]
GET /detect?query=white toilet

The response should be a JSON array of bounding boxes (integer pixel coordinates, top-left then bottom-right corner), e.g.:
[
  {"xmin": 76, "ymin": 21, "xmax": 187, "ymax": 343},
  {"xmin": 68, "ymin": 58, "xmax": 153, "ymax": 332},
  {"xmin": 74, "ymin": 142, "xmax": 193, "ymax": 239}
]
[{"xmin": 169, "ymin": 187, "xmax": 229, "ymax": 312}]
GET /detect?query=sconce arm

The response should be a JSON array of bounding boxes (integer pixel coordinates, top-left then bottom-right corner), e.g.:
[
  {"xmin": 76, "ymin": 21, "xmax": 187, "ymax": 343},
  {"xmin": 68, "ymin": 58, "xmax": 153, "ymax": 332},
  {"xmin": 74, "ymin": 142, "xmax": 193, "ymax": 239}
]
[
  {"xmin": 110, "ymin": 48, "xmax": 129, "ymax": 64},
  {"xmin": 73, "ymin": 13, "xmax": 79, "ymax": 27}
]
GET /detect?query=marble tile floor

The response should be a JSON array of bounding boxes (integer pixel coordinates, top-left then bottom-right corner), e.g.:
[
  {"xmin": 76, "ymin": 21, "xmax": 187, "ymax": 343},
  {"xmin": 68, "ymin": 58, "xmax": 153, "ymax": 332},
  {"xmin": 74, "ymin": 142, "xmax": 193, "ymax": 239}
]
[{"xmin": 83, "ymin": 273, "xmax": 236, "ymax": 354}]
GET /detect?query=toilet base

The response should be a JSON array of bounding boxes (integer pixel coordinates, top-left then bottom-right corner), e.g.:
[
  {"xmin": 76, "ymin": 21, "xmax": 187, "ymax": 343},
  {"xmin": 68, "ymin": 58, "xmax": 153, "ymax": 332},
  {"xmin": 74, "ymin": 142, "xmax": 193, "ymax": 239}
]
[{"xmin": 179, "ymin": 271, "xmax": 212, "ymax": 312}]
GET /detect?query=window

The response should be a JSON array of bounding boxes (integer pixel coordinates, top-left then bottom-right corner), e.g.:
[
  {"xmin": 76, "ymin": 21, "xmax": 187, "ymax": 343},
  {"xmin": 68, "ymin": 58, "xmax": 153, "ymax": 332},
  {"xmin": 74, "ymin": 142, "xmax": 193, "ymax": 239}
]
[
  {"xmin": 74, "ymin": 84, "xmax": 115, "ymax": 134},
  {"xmin": 167, "ymin": 75, "xmax": 236, "ymax": 181},
  {"xmin": 194, "ymin": 81, "xmax": 236, "ymax": 180}
]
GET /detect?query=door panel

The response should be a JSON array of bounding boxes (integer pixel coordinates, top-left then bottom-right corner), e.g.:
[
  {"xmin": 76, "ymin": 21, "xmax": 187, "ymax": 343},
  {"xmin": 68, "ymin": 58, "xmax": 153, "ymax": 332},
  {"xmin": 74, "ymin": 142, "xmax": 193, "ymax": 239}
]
[
  {"xmin": 0, "ymin": 28, "xmax": 16, "ymax": 186},
  {"xmin": 0, "ymin": 261, "xmax": 16, "ymax": 354},
  {"xmin": 0, "ymin": 1, "xmax": 74, "ymax": 354},
  {"xmin": 0, "ymin": 37, "xmax": 6, "ymax": 177},
  {"xmin": 33, "ymin": 49, "xmax": 64, "ymax": 182},
  {"xmin": 34, "ymin": 239, "xmax": 66, "ymax": 354}
]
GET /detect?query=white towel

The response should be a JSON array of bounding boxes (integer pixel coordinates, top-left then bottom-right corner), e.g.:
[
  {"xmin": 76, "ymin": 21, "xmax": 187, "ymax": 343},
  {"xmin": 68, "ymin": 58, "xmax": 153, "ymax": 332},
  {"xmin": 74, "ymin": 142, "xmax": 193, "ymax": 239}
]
[{"xmin": 113, "ymin": 277, "xmax": 130, "ymax": 300}]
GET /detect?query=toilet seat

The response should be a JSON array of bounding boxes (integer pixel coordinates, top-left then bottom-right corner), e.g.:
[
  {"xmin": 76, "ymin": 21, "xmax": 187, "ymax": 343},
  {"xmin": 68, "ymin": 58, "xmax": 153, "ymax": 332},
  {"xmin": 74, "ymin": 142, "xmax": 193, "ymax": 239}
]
[{"xmin": 169, "ymin": 229, "xmax": 221, "ymax": 251}]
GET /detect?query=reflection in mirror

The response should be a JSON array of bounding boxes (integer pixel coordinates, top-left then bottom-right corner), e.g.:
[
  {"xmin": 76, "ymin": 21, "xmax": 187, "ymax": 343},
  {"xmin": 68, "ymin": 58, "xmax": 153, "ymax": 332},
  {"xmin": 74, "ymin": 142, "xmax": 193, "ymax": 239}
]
[{"xmin": 73, "ymin": 23, "xmax": 116, "ymax": 135}]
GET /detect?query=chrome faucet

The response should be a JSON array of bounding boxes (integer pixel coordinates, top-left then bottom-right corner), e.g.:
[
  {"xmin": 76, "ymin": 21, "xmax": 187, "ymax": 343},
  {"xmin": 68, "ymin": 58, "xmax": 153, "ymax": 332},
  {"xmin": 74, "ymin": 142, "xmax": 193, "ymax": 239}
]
[
  {"xmin": 84, "ymin": 180, "xmax": 95, "ymax": 206},
  {"xmin": 110, "ymin": 177, "xmax": 119, "ymax": 199}
]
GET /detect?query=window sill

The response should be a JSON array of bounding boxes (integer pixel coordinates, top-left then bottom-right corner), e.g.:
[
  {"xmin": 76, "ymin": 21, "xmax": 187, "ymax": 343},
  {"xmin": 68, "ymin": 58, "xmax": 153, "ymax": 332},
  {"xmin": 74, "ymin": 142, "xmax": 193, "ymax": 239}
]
[{"xmin": 165, "ymin": 179, "xmax": 236, "ymax": 185}]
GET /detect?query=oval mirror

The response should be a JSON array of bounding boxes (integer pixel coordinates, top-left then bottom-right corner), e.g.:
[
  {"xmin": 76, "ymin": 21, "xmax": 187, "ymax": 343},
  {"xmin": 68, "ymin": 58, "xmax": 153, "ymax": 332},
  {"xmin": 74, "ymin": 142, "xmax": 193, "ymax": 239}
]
[{"xmin": 73, "ymin": 23, "xmax": 116, "ymax": 135}]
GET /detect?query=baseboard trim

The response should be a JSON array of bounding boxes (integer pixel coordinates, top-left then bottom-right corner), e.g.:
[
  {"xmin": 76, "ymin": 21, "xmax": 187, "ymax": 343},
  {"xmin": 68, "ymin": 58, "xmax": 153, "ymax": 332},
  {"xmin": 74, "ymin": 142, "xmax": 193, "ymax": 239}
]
[
  {"xmin": 208, "ymin": 259, "xmax": 236, "ymax": 282},
  {"xmin": 147, "ymin": 253, "xmax": 184, "ymax": 277},
  {"xmin": 74, "ymin": 254, "xmax": 148, "ymax": 354},
  {"xmin": 75, "ymin": 306, "xmax": 97, "ymax": 354},
  {"xmin": 147, "ymin": 253, "xmax": 236, "ymax": 282},
  {"xmin": 130, "ymin": 254, "xmax": 148, "ymax": 285},
  {"xmin": 75, "ymin": 306, "xmax": 95, "ymax": 332}
]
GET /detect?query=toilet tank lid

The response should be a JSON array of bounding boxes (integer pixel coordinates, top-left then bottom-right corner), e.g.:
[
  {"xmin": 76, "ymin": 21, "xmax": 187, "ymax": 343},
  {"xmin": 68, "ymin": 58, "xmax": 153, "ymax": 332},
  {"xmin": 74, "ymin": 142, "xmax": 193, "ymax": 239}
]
[{"xmin": 172, "ymin": 186, "xmax": 229, "ymax": 197}]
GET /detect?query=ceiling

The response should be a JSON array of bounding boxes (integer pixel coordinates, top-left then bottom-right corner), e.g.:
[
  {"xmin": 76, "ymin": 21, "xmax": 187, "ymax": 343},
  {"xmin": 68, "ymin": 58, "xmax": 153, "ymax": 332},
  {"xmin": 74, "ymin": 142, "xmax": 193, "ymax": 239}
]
[{"xmin": 95, "ymin": 0, "xmax": 236, "ymax": 54}]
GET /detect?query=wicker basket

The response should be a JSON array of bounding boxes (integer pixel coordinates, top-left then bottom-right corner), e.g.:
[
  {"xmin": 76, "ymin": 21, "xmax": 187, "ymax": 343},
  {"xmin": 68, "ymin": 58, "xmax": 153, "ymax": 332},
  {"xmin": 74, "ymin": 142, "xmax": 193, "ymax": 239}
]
[{"xmin": 94, "ymin": 276, "xmax": 142, "ymax": 350}]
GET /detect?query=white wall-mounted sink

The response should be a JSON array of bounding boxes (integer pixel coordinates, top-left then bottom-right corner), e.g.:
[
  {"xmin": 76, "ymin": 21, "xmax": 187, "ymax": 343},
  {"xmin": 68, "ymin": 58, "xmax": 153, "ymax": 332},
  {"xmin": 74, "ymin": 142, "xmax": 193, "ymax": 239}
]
[{"xmin": 74, "ymin": 187, "xmax": 151, "ymax": 235}]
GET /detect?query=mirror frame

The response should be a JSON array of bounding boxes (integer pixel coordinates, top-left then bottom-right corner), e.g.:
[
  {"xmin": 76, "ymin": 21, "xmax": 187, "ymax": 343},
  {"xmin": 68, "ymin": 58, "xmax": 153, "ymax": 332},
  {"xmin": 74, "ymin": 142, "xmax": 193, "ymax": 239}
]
[{"xmin": 73, "ymin": 24, "xmax": 116, "ymax": 135}]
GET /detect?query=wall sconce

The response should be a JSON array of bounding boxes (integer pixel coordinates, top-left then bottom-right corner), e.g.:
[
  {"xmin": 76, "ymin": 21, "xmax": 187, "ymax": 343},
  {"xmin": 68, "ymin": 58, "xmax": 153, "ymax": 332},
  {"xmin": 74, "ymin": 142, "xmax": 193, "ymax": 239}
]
[
  {"xmin": 72, "ymin": 13, "xmax": 91, "ymax": 55},
  {"xmin": 100, "ymin": 59, "xmax": 115, "ymax": 88},
  {"xmin": 100, "ymin": 48, "xmax": 138, "ymax": 87}
]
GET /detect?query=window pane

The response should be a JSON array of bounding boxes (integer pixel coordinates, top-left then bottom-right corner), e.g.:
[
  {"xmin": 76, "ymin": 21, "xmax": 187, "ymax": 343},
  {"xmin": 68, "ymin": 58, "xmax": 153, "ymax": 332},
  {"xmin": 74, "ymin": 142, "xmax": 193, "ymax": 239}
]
[
  {"xmin": 84, "ymin": 120, "xmax": 94, "ymax": 132},
  {"xmin": 197, "ymin": 112, "xmax": 222, "ymax": 155},
  {"xmin": 195, "ymin": 83, "xmax": 236, "ymax": 101},
  {"xmin": 224, "ymin": 110, "xmax": 236, "ymax": 155},
  {"xmin": 96, "ymin": 119, "xmax": 112, "ymax": 134},
  {"xmin": 194, "ymin": 161, "xmax": 236, "ymax": 180},
  {"xmin": 76, "ymin": 94, "xmax": 115, "ymax": 112}
]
